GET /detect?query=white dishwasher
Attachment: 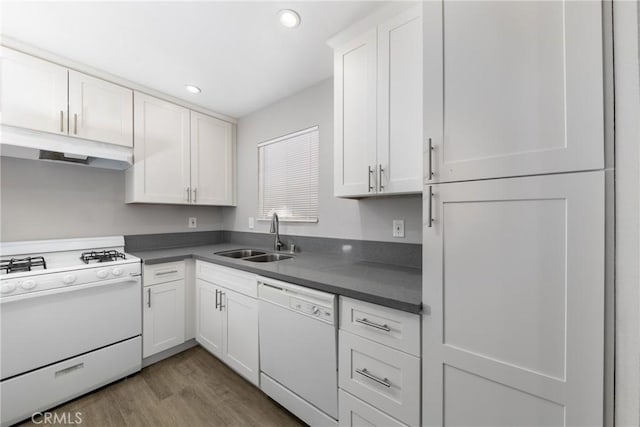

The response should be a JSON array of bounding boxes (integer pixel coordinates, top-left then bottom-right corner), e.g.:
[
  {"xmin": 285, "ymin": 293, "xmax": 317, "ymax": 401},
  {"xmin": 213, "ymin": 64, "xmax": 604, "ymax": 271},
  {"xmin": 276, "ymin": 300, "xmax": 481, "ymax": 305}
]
[{"xmin": 258, "ymin": 277, "xmax": 338, "ymax": 427}]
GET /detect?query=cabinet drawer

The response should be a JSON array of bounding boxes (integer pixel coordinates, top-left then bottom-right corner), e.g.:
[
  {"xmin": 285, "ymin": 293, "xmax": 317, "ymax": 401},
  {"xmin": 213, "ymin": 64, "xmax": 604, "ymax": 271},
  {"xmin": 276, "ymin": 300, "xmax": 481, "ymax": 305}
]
[
  {"xmin": 339, "ymin": 389, "xmax": 408, "ymax": 427},
  {"xmin": 195, "ymin": 261, "xmax": 257, "ymax": 298},
  {"xmin": 143, "ymin": 261, "xmax": 185, "ymax": 286},
  {"xmin": 339, "ymin": 331, "xmax": 420, "ymax": 426},
  {"xmin": 340, "ymin": 297, "xmax": 420, "ymax": 356}
]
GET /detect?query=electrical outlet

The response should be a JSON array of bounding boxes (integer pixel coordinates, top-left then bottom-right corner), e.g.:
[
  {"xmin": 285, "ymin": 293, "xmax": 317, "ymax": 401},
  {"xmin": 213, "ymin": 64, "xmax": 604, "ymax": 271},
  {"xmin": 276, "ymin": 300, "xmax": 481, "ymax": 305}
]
[
  {"xmin": 248, "ymin": 217, "xmax": 255, "ymax": 229},
  {"xmin": 188, "ymin": 217, "xmax": 197, "ymax": 228},
  {"xmin": 393, "ymin": 219, "xmax": 405, "ymax": 238}
]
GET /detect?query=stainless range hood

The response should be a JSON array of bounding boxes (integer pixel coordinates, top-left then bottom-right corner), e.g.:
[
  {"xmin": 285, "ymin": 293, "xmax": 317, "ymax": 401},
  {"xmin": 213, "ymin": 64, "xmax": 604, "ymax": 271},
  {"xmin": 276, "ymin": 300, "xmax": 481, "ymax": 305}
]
[{"xmin": 0, "ymin": 125, "xmax": 133, "ymax": 170}]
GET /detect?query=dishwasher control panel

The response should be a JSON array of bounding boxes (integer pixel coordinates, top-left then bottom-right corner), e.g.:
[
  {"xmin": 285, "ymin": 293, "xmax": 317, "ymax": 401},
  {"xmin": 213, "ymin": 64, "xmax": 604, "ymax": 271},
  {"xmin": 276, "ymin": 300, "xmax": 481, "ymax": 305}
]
[
  {"xmin": 289, "ymin": 297, "xmax": 334, "ymax": 322},
  {"xmin": 258, "ymin": 277, "xmax": 336, "ymax": 325}
]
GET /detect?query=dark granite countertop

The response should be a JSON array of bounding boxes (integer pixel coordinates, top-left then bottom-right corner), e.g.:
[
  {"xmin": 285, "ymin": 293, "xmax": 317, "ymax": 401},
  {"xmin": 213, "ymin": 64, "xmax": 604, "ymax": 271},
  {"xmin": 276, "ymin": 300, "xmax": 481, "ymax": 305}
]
[{"xmin": 131, "ymin": 243, "xmax": 422, "ymax": 314}]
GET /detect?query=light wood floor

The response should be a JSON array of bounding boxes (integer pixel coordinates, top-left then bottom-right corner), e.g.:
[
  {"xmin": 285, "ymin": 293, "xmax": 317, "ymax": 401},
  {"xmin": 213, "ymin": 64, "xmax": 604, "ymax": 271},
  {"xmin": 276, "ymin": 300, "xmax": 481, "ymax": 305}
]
[{"xmin": 19, "ymin": 346, "xmax": 305, "ymax": 426}]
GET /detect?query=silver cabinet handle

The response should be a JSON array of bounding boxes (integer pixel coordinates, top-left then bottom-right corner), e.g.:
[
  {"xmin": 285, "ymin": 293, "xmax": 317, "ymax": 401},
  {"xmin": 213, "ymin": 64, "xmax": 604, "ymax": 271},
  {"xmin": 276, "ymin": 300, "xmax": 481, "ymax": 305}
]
[
  {"xmin": 147, "ymin": 288, "xmax": 151, "ymax": 308},
  {"xmin": 427, "ymin": 138, "xmax": 434, "ymax": 180},
  {"xmin": 185, "ymin": 187, "xmax": 191, "ymax": 202},
  {"xmin": 155, "ymin": 270, "xmax": 178, "ymax": 276},
  {"xmin": 428, "ymin": 185, "xmax": 434, "ymax": 228},
  {"xmin": 219, "ymin": 291, "xmax": 225, "ymax": 311},
  {"xmin": 378, "ymin": 164, "xmax": 384, "ymax": 191},
  {"xmin": 355, "ymin": 368, "xmax": 391, "ymax": 388},
  {"xmin": 73, "ymin": 113, "xmax": 78, "ymax": 135},
  {"xmin": 193, "ymin": 188, "xmax": 197, "ymax": 203},
  {"xmin": 356, "ymin": 317, "xmax": 391, "ymax": 332},
  {"xmin": 368, "ymin": 166, "xmax": 374, "ymax": 192},
  {"xmin": 215, "ymin": 289, "xmax": 220, "ymax": 310},
  {"xmin": 60, "ymin": 110, "xmax": 64, "ymax": 133}
]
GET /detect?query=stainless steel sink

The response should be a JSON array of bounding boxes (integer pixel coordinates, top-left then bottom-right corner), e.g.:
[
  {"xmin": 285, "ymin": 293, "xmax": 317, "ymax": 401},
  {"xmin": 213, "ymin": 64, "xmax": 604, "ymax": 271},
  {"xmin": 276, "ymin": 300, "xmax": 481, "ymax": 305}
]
[
  {"xmin": 215, "ymin": 249, "xmax": 267, "ymax": 258},
  {"xmin": 243, "ymin": 253, "xmax": 294, "ymax": 263}
]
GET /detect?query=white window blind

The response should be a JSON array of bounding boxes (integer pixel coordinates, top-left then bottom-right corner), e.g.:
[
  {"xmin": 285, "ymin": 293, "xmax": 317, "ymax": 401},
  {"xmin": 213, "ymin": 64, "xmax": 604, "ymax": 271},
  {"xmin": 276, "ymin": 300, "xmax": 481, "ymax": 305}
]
[{"xmin": 258, "ymin": 126, "xmax": 319, "ymax": 222}]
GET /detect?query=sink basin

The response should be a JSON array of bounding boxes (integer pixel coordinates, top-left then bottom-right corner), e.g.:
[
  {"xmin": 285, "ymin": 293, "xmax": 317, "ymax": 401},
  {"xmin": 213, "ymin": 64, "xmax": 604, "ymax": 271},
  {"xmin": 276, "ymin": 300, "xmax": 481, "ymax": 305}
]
[
  {"xmin": 215, "ymin": 249, "xmax": 267, "ymax": 259},
  {"xmin": 244, "ymin": 254, "xmax": 294, "ymax": 263}
]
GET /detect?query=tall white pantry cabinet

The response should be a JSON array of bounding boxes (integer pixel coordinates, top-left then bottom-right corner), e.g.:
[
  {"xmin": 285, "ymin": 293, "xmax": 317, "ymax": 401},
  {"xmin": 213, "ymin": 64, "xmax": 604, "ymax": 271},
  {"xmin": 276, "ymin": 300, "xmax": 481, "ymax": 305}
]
[{"xmin": 422, "ymin": 1, "xmax": 606, "ymax": 427}]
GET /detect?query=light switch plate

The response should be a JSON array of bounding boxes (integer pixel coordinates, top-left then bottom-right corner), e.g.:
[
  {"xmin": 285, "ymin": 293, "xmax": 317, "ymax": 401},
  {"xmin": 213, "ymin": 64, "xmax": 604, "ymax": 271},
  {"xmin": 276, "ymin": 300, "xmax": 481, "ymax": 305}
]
[
  {"xmin": 248, "ymin": 217, "xmax": 255, "ymax": 229},
  {"xmin": 188, "ymin": 217, "xmax": 197, "ymax": 228},
  {"xmin": 393, "ymin": 219, "xmax": 405, "ymax": 238}
]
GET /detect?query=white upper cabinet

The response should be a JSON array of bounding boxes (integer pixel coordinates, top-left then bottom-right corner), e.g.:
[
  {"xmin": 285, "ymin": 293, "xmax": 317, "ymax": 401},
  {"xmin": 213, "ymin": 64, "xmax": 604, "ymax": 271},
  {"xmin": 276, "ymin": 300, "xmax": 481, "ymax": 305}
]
[
  {"xmin": 1, "ymin": 47, "xmax": 68, "ymax": 135},
  {"xmin": 333, "ymin": 4, "xmax": 423, "ymax": 198},
  {"xmin": 68, "ymin": 70, "xmax": 133, "ymax": 147},
  {"xmin": 334, "ymin": 29, "xmax": 378, "ymax": 197},
  {"xmin": 423, "ymin": 1, "xmax": 604, "ymax": 183},
  {"xmin": 377, "ymin": 6, "xmax": 423, "ymax": 194},
  {"xmin": 127, "ymin": 93, "xmax": 235, "ymax": 206},
  {"xmin": 126, "ymin": 92, "xmax": 190, "ymax": 204},
  {"xmin": 1, "ymin": 47, "xmax": 134, "ymax": 148},
  {"xmin": 190, "ymin": 111, "xmax": 234, "ymax": 206}
]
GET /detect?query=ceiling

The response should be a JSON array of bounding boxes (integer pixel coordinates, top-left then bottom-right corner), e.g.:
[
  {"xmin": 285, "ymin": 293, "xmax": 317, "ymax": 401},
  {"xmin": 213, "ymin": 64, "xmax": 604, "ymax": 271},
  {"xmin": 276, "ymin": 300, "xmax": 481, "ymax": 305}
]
[{"xmin": 1, "ymin": 1, "xmax": 385, "ymax": 118}]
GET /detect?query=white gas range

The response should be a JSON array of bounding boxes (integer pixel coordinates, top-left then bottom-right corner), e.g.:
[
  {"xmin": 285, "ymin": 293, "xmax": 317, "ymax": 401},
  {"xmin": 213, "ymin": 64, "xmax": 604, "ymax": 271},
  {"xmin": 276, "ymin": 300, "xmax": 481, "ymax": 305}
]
[{"xmin": 0, "ymin": 236, "xmax": 142, "ymax": 426}]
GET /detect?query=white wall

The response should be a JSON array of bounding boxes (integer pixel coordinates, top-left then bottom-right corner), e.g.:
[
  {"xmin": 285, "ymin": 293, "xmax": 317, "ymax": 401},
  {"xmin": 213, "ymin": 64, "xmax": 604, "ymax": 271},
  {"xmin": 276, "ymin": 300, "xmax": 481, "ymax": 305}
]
[
  {"xmin": 223, "ymin": 77, "xmax": 422, "ymax": 244},
  {"xmin": 614, "ymin": 1, "xmax": 640, "ymax": 426},
  {"xmin": 0, "ymin": 157, "xmax": 224, "ymax": 242}
]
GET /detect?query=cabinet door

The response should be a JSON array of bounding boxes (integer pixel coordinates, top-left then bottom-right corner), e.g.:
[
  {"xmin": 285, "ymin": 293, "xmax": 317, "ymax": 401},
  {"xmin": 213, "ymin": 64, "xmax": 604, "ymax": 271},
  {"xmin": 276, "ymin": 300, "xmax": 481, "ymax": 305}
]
[
  {"xmin": 129, "ymin": 92, "xmax": 190, "ymax": 203},
  {"xmin": 334, "ymin": 29, "xmax": 378, "ymax": 197},
  {"xmin": 422, "ymin": 172, "xmax": 604, "ymax": 426},
  {"xmin": 1, "ymin": 47, "xmax": 68, "ymax": 135},
  {"xmin": 195, "ymin": 279, "xmax": 223, "ymax": 358},
  {"xmin": 377, "ymin": 5, "xmax": 422, "ymax": 195},
  {"xmin": 221, "ymin": 288, "xmax": 259, "ymax": 385},
  {"xmin": 68, "ymin": 70, "xmax": 133, "ymax": 147},
  {"xmin": 142, "ymin": 280, "xmax": 185, "ymax": 358},
  {"xmin": 423, "ymin": 1, "xmax": 603, "ymax": 183},
  {"xmin": 190, "ymin": 112, "xmax": 235, "ymax": 206}
]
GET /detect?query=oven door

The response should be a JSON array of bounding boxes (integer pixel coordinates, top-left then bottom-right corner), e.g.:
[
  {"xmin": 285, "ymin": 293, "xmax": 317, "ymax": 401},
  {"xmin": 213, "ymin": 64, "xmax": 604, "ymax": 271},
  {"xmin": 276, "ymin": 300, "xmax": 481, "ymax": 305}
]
[{"xmin": 0, "ymin": 276, "xmax": 141, "ymax": 380}]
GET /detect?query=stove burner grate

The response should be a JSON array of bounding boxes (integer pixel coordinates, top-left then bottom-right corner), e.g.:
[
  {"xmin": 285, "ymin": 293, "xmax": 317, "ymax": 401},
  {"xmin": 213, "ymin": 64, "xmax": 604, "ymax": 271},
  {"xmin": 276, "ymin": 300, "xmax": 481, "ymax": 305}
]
[
  {"xmin": 0, "ymin": 256, "xmax": 47, "ymax": 274},
  {"xmin": 80, "ymin": 250, "xmax": 126, "ymax": 264}
]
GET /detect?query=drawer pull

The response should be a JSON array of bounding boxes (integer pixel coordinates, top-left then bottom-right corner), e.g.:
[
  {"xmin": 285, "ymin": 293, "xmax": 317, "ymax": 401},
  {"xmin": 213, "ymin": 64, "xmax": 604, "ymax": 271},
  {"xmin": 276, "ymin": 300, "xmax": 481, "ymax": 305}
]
[
  {"xmin": 155, "ymin": 270, "xmax": 178, "ymax": 276},
  {"xmin": 355, "ymin": 368, "xmax": 391, "ymax": 388},
  {"xmin": 356, "ymin": 318, "xmax": 391, "ymax": 332},
  {"xmin": 55, "ymin": 363, "xmax": 84, "ymax": 378}
]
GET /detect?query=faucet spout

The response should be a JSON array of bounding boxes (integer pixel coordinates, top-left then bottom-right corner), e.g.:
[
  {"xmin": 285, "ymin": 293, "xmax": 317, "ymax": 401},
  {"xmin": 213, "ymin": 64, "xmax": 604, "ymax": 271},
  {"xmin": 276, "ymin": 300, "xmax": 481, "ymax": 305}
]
[{"xmin": 270, "ymin": 212, "xmax": 284, "ymax": 251}]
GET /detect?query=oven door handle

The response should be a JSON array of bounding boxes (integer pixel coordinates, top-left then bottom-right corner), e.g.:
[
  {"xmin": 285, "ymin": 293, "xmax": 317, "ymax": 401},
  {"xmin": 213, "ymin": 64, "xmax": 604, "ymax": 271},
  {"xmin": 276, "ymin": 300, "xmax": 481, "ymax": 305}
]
[{"xmin": 0, "ymin": 277, "xmax": 140, "ymax": 304}]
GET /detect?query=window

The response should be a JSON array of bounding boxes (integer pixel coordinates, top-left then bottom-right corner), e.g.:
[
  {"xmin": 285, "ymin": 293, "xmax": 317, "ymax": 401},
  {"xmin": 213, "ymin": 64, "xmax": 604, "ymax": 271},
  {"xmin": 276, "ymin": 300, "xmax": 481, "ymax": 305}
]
[{"xmin": 258, "ymin": 126, "xmax": 319, "ymax": 222}]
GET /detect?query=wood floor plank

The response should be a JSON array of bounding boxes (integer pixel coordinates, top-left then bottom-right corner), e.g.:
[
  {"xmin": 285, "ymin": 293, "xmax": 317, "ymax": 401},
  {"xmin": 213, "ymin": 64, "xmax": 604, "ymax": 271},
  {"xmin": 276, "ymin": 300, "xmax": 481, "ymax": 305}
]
[{"xmin": 18, "ymin": 346, "xmax": 305, "ymax": 427}]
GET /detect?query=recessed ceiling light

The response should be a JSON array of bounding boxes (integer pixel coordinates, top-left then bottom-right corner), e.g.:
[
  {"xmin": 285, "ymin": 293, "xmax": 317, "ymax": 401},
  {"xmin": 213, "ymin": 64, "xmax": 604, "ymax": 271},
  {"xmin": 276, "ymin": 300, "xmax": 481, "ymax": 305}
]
[
  {"xmin": 278, "ymin": 9, "xmax": 301, "ymax": 28},
  {"xmin": 185, "ymin": 85, "xmax": 201, "ymax": 94}
]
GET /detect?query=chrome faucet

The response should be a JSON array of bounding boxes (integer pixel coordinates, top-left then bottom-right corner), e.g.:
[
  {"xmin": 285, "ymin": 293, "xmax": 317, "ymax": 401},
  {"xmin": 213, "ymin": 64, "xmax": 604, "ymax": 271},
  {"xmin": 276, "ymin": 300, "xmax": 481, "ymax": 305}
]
[{"xmin": 269, "ymin": 212, "xmax": 285, "ymax": 252}]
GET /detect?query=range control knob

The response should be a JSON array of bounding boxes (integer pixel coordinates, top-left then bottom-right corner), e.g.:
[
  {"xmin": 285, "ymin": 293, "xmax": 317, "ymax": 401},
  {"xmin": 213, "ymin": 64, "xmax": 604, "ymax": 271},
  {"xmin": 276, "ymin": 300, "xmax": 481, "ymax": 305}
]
[
  {"xmin": 312, "ymin": 306, "xmax": 320, "ymax": 315},
  {"xmin": 112, "ymin": 268, "xmax": 123, "ymax": 277},
  {"xmin": 21, "ymin": 280, "xmax": 37, "ymax": 290},
  {"xmin": 96, "ymin": 270, "xmax": 109, "ymax": 279},
  {"xmin": 1, "ymin": 283, "xmax": 16, "ymax": 294},
  {"xmin": 63, "ymin": 274, "xmax": 77, "ymax": 284}
]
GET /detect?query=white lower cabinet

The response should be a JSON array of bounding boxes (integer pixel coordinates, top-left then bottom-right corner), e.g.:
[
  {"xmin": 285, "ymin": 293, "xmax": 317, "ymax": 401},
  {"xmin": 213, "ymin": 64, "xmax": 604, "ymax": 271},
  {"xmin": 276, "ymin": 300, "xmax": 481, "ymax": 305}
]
[
  {"xmin": 339, "ymin": 390, "xmax": 408, "ymax": 427},
  {"xmin": 338, "ymin": 297, "xmax": 421, "ymax": 426},
  {"xmin": 142, "ymin": 261, "xmax": 186, "ymax": 358},
  {"xmin": 142, "ymin": 279, "xmax": 186, "ymax": 358},
  {"xmin": 195, "ymin": 261, "xmax": 259, "ymax": 386},
  {"xmin": 195, "ymin": 278, "xmax": 223, "ymax": 358},
  {"xmin": 339, "ymin": 331, "xmax": 420, "ymax": 426},
  {"xmin": 221, "ymin": 289, "xmax": 259, "ymax": 384}
]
